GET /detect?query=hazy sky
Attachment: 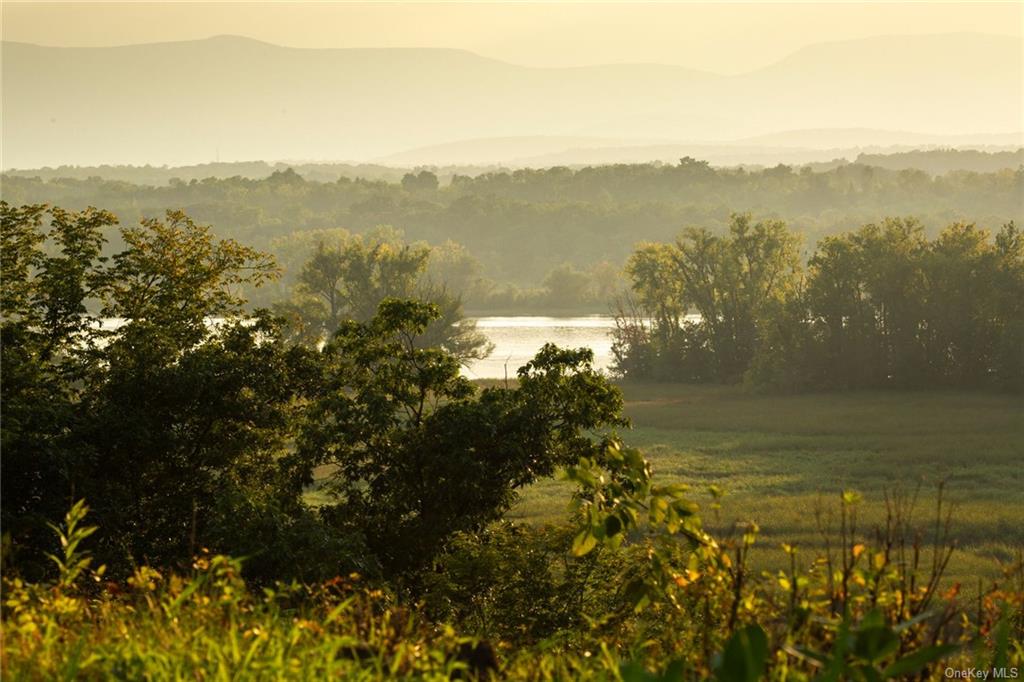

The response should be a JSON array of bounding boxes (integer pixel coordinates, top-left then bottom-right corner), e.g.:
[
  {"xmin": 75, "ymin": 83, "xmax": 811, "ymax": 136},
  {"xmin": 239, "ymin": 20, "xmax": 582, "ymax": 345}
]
[{"xmin": 3, "ymin": 1, "xmax": 1021, "ymax": 74}]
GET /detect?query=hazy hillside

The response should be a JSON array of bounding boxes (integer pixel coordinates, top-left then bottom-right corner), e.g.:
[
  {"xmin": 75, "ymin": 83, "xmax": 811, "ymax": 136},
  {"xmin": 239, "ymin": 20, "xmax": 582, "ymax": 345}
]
[
  {"xmin": 377, "ymin": 136, "xmax": 672, "ymax": 165},
  {"xmin": 733, "ymin": 129, "xmax": 1023, "ymax": 148},
  {"xmin": 2, "ymin": 33, "xmax": 1020, "ymax": 168}
]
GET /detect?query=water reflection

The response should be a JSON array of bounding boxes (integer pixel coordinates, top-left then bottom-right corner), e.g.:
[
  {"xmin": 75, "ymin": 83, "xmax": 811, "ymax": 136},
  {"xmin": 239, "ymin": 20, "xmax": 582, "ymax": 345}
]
[{"xmin": 462, "ymin": 316, "xmax": 617, "ymax": 379}]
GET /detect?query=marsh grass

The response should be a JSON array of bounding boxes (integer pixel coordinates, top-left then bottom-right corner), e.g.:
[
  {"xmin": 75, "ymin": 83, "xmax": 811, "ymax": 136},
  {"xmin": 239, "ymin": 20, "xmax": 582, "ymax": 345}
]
[{"xmin": 511, "ymin": 383, "xmax": 1024, "ymax": 585}]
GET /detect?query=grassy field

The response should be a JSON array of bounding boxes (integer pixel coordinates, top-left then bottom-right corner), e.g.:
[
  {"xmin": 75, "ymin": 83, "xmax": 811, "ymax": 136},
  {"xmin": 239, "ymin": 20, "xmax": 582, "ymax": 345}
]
[{"xmin": 509, "ymin": 383, "xmax": 1024, "ymax": 584}]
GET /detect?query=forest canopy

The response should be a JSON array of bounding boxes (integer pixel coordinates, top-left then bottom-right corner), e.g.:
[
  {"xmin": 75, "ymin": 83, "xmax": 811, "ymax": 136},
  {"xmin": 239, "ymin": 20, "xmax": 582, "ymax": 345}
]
[{"xmin": 2, "ymin": 159, "xmax": 1020, "ymax": 312}]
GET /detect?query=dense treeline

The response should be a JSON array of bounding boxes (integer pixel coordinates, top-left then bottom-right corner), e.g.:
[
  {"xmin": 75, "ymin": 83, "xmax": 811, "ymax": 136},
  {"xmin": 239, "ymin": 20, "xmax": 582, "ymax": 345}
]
[
  {"xmin": 2, "ymin": 203, "xmax": 1022, "ymax": 678},
  {"xmin": 2, "ymin": 160, "xmax": 1020, "ymax": 305},
  {"xmin": 613, "ymin": 214, "xmax": 1024, "ymax": 391},
  {"xmin": 6, "ymin": 148, "xmax": 1018, "ymax": 186},
  {"xmin": 1, "ymin": 160, "xmax": 507, "ymax": 186}
]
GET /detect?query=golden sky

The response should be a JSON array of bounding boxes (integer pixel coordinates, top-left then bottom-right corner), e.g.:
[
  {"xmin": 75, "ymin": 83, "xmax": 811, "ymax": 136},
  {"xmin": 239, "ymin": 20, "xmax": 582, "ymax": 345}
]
[{"xmin": 3, "ymin": 2, "xmax": 1021, "ymax": 74}]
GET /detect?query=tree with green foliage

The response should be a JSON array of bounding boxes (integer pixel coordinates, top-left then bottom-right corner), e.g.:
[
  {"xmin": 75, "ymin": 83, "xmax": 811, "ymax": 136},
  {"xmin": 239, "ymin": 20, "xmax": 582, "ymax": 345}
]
[
  {"xmin": 401, "ymin": 170, "xmax": 440, "ymax": 193},
  {"xmin": 784, "ymin": 218, "xmax": 1024, "ymax": 390},
  {"xmin": 614, "ymin": 214, "xmax": 802, "ymax": 382},
  {"xmin": 0, "ymin": 203, "xmax": 346, "ymax": 580},
  {"xmin": 799, "ymin": 230, "xmax": 881, "ymax": 387},
  {"xmin": 542, "ymin": 263, "xmax": 594, "ymax": 309},
  {"xmin": 297, "ymin": 231, "xmax": 428, "ymax": 327},
  {"xmin": 1, "ymin": 203, "xmax": 114, "ymax": 576},
  {"xmin": 992, "ymin": 222, "xmax": 1024, "ymax": 390},
  {"xmin": 675, "ymin": 215, "xmax": 802, "ymax": 380},
  {"xmin": 277, "ymin": 229, "xmax": 492, "ymax": 360},
  {"xmin": 293, "ymin": 299, "xmax": 626, "ymax": 577}
]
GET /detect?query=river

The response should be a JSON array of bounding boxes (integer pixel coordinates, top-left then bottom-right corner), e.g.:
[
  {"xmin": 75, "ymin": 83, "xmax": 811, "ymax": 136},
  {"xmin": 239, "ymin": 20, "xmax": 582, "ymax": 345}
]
[
  {"xmin": 462, "ymin": 316, "xmax": 618, "ymax": 379},
  {"xmin": 96, "ymin": 314, "xmax": 624, "ymax": 380}
]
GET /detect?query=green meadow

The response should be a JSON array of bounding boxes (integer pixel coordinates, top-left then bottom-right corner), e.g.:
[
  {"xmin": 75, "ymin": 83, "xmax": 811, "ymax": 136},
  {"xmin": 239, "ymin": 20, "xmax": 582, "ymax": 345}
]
[{"xmin": 510, "ymin": 383, "xmax": 1024, "ymax": 584}]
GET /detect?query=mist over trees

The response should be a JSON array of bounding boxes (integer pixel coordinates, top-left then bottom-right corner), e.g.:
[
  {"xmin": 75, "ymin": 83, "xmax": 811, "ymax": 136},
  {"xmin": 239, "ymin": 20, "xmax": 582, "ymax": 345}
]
[{"xmin": 2, "ymin": 159, "xmax": 1020, "ymax": 311}]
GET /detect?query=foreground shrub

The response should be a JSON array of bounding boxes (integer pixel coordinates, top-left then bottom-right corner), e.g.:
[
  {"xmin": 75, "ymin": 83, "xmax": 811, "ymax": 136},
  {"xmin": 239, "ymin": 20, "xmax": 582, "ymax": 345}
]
[
  {"xmin": 1, "ymin": 502, "xmax": 489, "ymax": 680},
  {"xmin": 562, "ymin": 444, "xmax": 1024, "ymax": 679},
  {"xmin": 5, "ymin": 473, "xmax": 1022, "ymax": 680}
]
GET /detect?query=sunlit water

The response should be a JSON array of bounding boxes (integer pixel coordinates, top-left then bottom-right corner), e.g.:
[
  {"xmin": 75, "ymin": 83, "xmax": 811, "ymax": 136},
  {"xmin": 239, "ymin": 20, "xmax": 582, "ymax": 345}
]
[
  {"xmin": 95, "ymin": 315, "xmax": 624, "ymax": 380},
  {"xmin": 461, "ymin": 316, "xmax": 618, "ymax": 379}
]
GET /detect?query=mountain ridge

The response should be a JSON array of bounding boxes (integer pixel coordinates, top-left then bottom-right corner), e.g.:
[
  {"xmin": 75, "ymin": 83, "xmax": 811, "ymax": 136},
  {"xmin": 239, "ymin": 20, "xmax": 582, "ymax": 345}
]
[
  {"xmin": 3, "ymin": 33, "xmax": 1019, "ymax": 168},
  {"xmin": 5, "ymin": 30, "xmax": 1014, "ymax": 74}
]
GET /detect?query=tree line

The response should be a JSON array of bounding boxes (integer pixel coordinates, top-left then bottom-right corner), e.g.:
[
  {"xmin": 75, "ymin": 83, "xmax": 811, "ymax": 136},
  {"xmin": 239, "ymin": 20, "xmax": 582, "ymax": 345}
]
[
  {"xmin": 613, "ymin": 214, "xmax": 1024, "ymax": 391},
  {"xmin": 2, "ymin": 159, "xmax": 1019, "ymax": 301}
]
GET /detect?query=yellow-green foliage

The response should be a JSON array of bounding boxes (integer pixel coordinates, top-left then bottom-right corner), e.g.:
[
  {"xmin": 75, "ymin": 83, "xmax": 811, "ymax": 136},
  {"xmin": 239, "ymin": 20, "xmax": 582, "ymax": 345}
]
[
  {"xmin": 3, "ymin": 550, "xmax": 471, "ymax": 679},
  {"xmin": 3, "ymin": 491, "xmax": 1023, "ymax": 681},
  {"xmin": 0, "ymin": 502, "xmax": 466, "ymax": 679},
  {"xmin": 560, "ymin": 445, "xmax": 1024, "ymax": 680}
]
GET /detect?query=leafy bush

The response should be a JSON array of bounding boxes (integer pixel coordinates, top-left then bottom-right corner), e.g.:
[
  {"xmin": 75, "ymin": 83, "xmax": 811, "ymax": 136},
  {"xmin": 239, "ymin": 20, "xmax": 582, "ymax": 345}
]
[{"xmin": 5, "ymin": 464, "xmax": 1021, "ymax": 680}]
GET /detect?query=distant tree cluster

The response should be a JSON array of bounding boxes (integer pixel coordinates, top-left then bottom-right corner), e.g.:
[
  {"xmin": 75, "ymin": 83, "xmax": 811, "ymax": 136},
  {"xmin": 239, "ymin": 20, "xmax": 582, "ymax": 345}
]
[
  {"xmin": 613, "ymin": 214, "xmax": 1024, "ymax": 391},
  {"xmin": 0, "ymin": 161, "xmax": 485, "ymax": 186}
]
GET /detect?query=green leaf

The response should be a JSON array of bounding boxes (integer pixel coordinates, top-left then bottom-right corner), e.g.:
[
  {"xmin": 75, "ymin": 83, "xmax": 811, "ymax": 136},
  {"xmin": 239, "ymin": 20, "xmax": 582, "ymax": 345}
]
[
  {"xmin": 619, "ymin": 662, "xmax": 658, "ymax": 682},
  {"xmin": 623, "ymin": 578, "xmax": 651, "ymax": 612},
  {"xmin": 882, "ymin": 644, "xmax": 958, "ymax": 678},
  {"xmin": 571, "ymin": 529, "xmax": 597, "ymax": 556},
  {"xmin": 853, "ymin": 626, "xmax": 899, "ymax": 663},
  {"xmin": 716, "ymin": 625, "xmax": 769, "ymax": 682}
]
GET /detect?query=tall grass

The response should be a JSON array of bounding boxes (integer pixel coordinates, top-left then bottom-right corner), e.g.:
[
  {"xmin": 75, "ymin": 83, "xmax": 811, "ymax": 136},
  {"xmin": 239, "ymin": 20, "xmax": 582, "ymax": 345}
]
[{"xmin": 4, "ymin": 486, "xmax": 1022, "ymax": 680}]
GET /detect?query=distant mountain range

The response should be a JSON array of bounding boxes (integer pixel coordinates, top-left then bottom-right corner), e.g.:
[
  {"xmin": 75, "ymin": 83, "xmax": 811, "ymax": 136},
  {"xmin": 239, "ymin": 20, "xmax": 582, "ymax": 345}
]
[{"xmin": 2, "ymin": 33, "xmax": 1021, "ymax": 168}]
